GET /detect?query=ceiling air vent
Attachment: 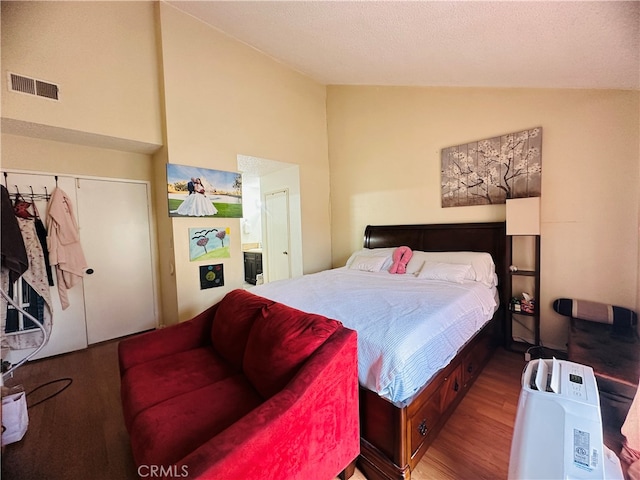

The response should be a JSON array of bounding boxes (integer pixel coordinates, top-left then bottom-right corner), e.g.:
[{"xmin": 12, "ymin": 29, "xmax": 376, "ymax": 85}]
[{"xmin": 9, "ymin": 73, "xmax": 59, "ymax": 101}]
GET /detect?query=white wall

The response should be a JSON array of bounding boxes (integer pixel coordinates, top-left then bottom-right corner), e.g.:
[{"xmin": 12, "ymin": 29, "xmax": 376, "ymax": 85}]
[{"xmin": 240, "ymin": 176, "xmax": 263, "ymax": 246}]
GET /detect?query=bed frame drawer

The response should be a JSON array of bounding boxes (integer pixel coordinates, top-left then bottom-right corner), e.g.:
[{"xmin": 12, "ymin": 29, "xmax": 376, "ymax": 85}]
[
  {"xmin": 439, "ymin": 364, "xmax": 463, "ymax": 412},
  {"xmin": 359, "ymin": 314, "xmax": 501, "ymax": 480},
  {"xmin": 409, "ymin": 394, "xmax": 441, "ymax": 458},
  {"xmin": 463, "ymin": 328, "xmax": 493, "ymax": 386}
]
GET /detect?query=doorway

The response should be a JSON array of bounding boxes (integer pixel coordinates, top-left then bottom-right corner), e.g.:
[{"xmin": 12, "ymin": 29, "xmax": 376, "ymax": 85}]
[
  {"xmin": 264, "ymin": 189, "xmax": 291, "ymax": 282},
  {"xmin": 237, "ymin": 155, "xmax": 302, "ymax": 283}
]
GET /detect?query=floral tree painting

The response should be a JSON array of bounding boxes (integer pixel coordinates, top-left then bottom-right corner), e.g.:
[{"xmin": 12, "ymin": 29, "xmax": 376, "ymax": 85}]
[
  {"xmin": 441, "ymin": 127, "xmax": 542, "ymax": 207},
  {"xmin": 189, "ymin": 227, "xmax": 231, "ymax": 262}
]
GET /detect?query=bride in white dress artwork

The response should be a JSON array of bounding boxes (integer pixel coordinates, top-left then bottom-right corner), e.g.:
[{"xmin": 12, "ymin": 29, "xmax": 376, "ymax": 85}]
[{"xmin": 173, "ymin": 178, "xmax": 218, "ymax": 216}]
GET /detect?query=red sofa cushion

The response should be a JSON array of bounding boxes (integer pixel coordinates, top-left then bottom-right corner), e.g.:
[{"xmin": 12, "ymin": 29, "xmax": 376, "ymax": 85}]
[
  {"xmin": 130, "ymin": 374, "xmax": 263, "ymax": 468},
  {"xmin": 243, "ymin": 301, "xmax": 342, "ymax": 399},
  {"xmin": 174, "ymin": 327, "xmax": 360, "ymax": 480},
  {"xmin": 212, "ymin": 289, "xmax": 274, "ymax": 370},
  {"xmin": 120, "ymin": 346, "xmax": 237, "ymax": 430}
]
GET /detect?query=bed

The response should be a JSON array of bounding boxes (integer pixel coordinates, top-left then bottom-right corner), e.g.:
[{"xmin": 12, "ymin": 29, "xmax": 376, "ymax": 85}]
[{"xmin": 252, "ymin": 222, "xmax": 508, "ymax": 480}]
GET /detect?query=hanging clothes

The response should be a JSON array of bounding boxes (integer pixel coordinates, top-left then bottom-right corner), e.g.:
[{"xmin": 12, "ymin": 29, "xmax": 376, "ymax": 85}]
[
  {"xmin": 46, "ymin": 187, "xmax": 87, "ymax": 310},
  {"xmin": 13, "ymin": 193, "xmax": 35, "ymax": 219},
  {"xmin": 30, "ymin": 199, "xmax": 55, "ymax": 286},
  {"xmin": 1, "ymin": 217, "xmax": 53, "ymax": 350},
  {"xmin": 0, "ymin": 185, "xmax": 28, "ymax": 283}
]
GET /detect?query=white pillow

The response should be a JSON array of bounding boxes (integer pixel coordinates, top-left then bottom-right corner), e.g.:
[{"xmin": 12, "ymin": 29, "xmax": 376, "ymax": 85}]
[
  {"xmin": 345, "ymin": 248, "xmax": 396, "ymax": 270},
  {"xmin": 347, "ymin": 255, "xmax": 388, "ymax": 272},
  {"xmin": 406, "ymin": 251, "xmax": 497, "ymax": 288},
  {"xmin": 416, "ymin": 262, "xmax": 473, "ymax": 283}
]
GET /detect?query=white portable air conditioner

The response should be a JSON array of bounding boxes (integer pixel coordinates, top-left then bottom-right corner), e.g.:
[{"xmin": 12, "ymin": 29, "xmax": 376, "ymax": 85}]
[{"xmin": 508, "ymin": 358, "xmax": 624, "ymax": 479}]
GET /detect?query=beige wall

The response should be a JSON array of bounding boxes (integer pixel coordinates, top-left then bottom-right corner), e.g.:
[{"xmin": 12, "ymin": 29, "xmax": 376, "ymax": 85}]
[
  {"xmin": 1, "ymin": 1, "xmax": 331, "ymax": 325},
  {"xmin": 1, "ymin": 0, "xmax": 168, "ymax": 322},
  {"xmin": 1, "ymin": 133, "xmax": 154, "ymax": 181},
  {"xmin": 327, "ymin": 86, "xmax": 640, "ymax": 350},
  {"xmin": 0, "ymin": 133, "xmax": 164, "ymax": 324},
  {"xmin": 157, "ymin": 3, "xmax": 331, "ymax": 321},
  {"xmin": 3, "ymin": 1, "xmax": 638, "ymax": 346},
  {"xmin": 1, "ymin": 1, "xmax": 162, "ymax": 149}
]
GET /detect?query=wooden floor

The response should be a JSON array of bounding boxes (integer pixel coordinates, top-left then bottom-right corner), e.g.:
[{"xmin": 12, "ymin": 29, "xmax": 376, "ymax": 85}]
[
  {"xmin": 2, "ymin": 340, "xmax": 138, "ymax": 480},
  {"xmin": 2, "ymin": 341, "xmax": 525, "ymax": 480},
  {"xmin": 350, "ymin": 347, "xmax": 525, "ymax": 480}
]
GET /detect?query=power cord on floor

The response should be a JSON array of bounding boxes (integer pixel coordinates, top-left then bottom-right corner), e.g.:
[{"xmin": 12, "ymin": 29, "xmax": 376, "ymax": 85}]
[
  {"xmin": 524, "ymin": 345, "xmax": 545, "ymax": 362},
  {"xmin": 25, "ymin": 377, "xmax": 73, "ymax": 409},
  {"xmin": 511, "ymin": 316, "xmax": 550, "ymax": 361}
]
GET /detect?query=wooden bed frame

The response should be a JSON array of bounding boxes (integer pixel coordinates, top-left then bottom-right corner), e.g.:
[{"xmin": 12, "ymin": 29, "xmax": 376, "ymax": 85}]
[{"xmin": 356, "ymin": 222, "xmax": 508, "ymax": 480}]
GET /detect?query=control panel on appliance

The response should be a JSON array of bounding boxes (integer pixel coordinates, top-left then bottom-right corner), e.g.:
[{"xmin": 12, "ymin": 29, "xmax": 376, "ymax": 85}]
[{"xmin": 566, "ymin": 363, "xmax": 587, "ymax": 400}]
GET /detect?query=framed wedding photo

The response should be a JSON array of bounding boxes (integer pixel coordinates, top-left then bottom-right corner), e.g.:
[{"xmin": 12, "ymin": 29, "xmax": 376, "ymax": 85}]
[{"xmin": 167, "ymin": 164, "xmax": 243, "ymax": 218}]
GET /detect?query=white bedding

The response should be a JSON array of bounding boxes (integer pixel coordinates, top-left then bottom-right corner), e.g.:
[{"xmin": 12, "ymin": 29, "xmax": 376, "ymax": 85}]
[{"xmin": 251, "ymin": 267, "xmax": 498, "ymax": 406}]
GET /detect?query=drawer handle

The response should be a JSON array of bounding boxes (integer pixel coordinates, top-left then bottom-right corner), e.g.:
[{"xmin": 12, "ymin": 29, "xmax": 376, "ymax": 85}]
[
  {"xmin": 417, "ymin": 419, "xmax": 428, "ymax": 436},
  {"xmin": 467, "ymin": 364, "xmax": 473, "ymax": 373},
  {"xmin": 453, "ymin": 379, "xmax": 460, "ymax": 392}
]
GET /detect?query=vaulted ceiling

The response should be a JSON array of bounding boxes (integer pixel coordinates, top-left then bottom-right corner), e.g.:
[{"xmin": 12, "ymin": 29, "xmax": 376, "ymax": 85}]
[{"xmin": 168, "ymin": 0, "xmax": 640, "ymax": 90}]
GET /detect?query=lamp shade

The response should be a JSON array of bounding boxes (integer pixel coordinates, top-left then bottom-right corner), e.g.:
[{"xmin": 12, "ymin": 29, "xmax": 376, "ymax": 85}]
[{"xmin": 506, "ymin": 197, "xmax": 540, "ymax": 235}]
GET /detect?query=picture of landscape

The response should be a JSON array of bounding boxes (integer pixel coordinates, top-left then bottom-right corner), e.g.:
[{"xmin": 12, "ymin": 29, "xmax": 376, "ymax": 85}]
[
  {"xmin": 167, "ymin": 164, "xmax": 243, "ymax": 218},
  {"xmin": 189, "ymin": 227, "xmax": 231, "ymax": 262}
]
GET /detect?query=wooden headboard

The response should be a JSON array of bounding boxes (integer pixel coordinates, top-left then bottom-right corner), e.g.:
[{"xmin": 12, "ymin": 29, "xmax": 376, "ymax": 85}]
[{"xmin": 363, "ymin": 222, "xmax": 508, "ymax": 304}]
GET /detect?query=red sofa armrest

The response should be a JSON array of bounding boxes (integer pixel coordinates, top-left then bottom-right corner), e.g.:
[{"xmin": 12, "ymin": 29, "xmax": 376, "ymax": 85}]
[
  {"xmin": 173, "ymin": 328, "xmax": 359, "ymax": 480},
  {"xmin": 118, "ymin": 303, "xmax": 219, "ymax": 375}
]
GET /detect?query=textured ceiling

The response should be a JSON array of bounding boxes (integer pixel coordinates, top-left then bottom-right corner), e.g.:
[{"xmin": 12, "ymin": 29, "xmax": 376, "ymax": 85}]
[{"xmin": 167, "ymin": 0, "xmax": 640, "ymax": 90}]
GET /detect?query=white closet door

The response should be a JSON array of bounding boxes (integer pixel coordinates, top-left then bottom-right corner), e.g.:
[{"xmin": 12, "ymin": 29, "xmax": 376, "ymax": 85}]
[{"xmin": 76, "ymin": 179, "xmax": 156, "ymax": 344}]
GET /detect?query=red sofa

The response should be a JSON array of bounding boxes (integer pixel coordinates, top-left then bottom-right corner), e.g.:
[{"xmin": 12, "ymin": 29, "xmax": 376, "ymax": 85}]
[{"xmin": 118, "ymin": 289, "xmax": 359, "ymax": 480}]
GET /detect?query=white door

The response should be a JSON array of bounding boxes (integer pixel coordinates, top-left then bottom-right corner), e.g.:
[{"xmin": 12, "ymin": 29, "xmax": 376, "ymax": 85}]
[
  {"xmin": 2, "ymin": 173, "xmax": 88, "ymax": 362},
  {"xmin": 76, "ymin": 178, "xmax": 156, "ymax": 344},
  {"xmin": 264, "ymin": 189, "xmax": 291, "ymax": 282}
]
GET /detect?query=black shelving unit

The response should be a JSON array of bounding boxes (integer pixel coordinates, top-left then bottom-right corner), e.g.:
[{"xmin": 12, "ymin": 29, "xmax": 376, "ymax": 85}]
[{"xmin": 505, "ymin": 235, "xmax": 541, "ymax": 351}]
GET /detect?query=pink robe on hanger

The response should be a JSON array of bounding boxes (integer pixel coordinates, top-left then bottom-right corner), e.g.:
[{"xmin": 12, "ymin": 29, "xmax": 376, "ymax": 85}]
[{"xmin": 46, "ymin": 187, "xmax": 87, "ymax": 310}]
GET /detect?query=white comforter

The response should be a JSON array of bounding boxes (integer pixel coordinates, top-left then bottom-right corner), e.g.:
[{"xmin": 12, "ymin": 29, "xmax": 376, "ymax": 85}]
[{"xmin": 251, "ymin": 267, "xmax": 497, "ymax": 406}]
